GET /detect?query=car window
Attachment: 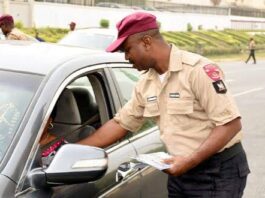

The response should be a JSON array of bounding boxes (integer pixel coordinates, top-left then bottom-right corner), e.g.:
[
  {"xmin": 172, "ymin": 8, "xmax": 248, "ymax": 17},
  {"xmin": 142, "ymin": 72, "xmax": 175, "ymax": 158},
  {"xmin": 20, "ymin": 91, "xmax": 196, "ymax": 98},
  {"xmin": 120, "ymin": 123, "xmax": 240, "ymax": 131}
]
[
  {"xmin": 58, "ymin": 31, "xmax": 115, "ymax": 50},
  {"xmin": 112, "ymin": 68, "xmax": 156, "ymax": 134},
  {"xmin": 0, "ymin": 70, "xmax": 42, "ymax": 162},
  {"xmin": 68, "ymin": 76, "xmax": 96, "ymax": 101},
  {"xmin": 20, "ymin": 69, "xmax": 143, "ymax": 196},
  {"xmin": 112, "ymin": 68, "xmax": 140, "ymax": 104},
  {"xmin": 38, "ymin": 72, "xmax": 115, "ymax": 156}
]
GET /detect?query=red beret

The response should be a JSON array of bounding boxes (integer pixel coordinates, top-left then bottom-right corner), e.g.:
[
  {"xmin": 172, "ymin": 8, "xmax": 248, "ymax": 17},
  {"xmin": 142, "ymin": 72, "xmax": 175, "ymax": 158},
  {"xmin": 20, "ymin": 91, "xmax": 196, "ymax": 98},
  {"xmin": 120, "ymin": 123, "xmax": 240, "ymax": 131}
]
[
  {"xmin": 106, "ymin": 12, "xmax": 158, "ymax": 52},
  {"xmin": 0, "ymin": 14, "xmax": 14, "ymax": 26}
]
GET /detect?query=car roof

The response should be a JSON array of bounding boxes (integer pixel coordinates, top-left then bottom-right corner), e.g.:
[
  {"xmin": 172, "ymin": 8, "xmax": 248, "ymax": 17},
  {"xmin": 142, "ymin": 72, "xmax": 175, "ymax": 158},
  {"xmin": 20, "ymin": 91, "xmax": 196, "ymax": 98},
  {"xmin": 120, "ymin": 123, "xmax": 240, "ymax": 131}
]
[
  {"xmin": 95, "ymin": 2, "xmax": 130, "ymax": 8},
  {"xmin": 0, "ymin": 40, "xmax": 125, "ymax": 75},
  {"xmin": 67, "ymin": 28, "xmax": 117, "ymax": 36}
]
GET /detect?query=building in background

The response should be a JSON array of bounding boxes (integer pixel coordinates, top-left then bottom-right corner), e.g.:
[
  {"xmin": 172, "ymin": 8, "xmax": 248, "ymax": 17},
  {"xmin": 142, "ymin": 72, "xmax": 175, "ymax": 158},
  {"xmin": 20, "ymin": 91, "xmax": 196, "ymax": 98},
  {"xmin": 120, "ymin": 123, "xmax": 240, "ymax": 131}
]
[
  {"xmin": 150, "ymin": 0, "xmax": 265, "ymax": 9},
  {"xmin": 0, "ymin": 0, "xmax": 264, "ymax": 29}
]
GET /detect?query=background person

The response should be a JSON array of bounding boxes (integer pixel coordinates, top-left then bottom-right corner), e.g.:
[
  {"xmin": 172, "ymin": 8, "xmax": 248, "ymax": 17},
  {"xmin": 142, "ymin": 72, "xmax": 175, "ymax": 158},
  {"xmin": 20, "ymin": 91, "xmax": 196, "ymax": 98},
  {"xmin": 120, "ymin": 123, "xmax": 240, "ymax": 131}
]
[
  {"xmin": 69, "ymin": 21, "xmax": 76, "ymax": 31},
  {"xmin": 39, "ymin": 107, "xmax": 67, "ymax": 167},
  {"xmin": 78, "ymin": 12, "xmax": 250, "ymax": 197},
  {"xmin": 245, "ymin": 37, "xmax": 256, "ymax": 64},
  {"xmin": 0, "ymin": 14, "xmax": 36, "ymax": 41},
  {"xmin": 35, "ymin": 29, "xmax": 45, "ymax": 42}
]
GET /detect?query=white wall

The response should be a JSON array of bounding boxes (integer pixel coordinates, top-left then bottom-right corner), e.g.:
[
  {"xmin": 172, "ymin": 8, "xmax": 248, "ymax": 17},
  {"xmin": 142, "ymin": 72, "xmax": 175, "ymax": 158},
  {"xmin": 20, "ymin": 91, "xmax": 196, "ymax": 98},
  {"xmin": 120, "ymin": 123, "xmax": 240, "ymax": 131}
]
[
  {"xmin": 10, "ymin": 2, "xmax": 32, "ymax": 26},
  {"xmin": 1, "ymin": 2, "xmax": 265, "ymax": 31},
  {"xmin": 0, "ymin": 1, "xmax": 33, "ymax": 27},
  {"xmin": 160, "ymin": 0, "xmax": 265, "ymax": 9},
  {"xmin": 225, "ymin": 0, "xmax": 265, "ymax": 9},
  {"xmin": 33, "ymin": 3, "xmax": 231, "ymax": 31},
  {"xmin": 230, "ymin": 15, "xmax": 265, "ymax": 30}
]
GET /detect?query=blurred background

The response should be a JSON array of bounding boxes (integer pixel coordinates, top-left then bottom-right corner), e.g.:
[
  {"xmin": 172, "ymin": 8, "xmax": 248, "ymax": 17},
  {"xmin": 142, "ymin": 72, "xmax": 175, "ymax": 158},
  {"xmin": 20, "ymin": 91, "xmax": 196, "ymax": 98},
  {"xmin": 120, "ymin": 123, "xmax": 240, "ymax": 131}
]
[
  {"xmin": 1, "ymin": 0, "xmax": 265, "ymax": 29},
  {"xmin": 1, "ymin": 0, "xmax": 265, "ymax": 59}
]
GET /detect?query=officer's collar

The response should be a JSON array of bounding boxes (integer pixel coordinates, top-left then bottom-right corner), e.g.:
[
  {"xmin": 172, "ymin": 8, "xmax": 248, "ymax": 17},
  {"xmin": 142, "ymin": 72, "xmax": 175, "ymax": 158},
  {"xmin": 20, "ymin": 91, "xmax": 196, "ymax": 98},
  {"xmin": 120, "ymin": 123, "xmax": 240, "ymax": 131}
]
[
  {"xmin": 147, "ymin": 45, "xmax": 182, "ymax": 80},
  {"xmin": 168, "ymin": 45, "xmax": 183, "ymax": 72}
]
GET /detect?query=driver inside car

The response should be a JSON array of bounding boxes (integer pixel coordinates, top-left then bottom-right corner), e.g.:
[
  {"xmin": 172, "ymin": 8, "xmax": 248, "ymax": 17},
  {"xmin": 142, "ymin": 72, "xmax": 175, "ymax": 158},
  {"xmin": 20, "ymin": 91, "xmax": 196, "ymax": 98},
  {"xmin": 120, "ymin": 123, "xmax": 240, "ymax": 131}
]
[{"xmin": 39, "ymin": 107, "xmax": 68, "ymax": 168}]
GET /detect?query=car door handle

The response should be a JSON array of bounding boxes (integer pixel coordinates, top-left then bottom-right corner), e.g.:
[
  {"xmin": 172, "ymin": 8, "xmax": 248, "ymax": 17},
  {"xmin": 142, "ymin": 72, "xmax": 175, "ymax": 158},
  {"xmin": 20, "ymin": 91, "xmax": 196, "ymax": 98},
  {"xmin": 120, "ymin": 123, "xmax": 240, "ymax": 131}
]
[{"xmin": 115, "ymin": 162, "xmax": 147, "ymax": 182}]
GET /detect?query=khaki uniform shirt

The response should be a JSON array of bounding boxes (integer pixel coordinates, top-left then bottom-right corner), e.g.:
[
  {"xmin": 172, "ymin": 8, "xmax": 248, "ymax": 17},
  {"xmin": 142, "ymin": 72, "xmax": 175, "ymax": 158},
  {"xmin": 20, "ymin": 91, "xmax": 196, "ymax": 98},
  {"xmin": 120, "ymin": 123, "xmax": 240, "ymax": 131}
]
[
  {"xmin": 114, "ymin": 45, "xmax": 242, "ymax": 156},
  {"xmin": 6, "ymin": 28, "xmax": 35, "ymax": 41},
  {"xmin": 249, "ymin": 40, "xmax": 255, "ymax": 50}
]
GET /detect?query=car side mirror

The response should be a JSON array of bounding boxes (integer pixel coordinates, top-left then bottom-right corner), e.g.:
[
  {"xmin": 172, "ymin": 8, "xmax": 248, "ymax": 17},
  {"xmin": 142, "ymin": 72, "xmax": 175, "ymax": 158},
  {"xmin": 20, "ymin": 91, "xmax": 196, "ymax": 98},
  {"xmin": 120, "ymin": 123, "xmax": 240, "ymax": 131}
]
[{"xmin": 28, "ymin": 144, "xmax": 107, "ymax": 189}]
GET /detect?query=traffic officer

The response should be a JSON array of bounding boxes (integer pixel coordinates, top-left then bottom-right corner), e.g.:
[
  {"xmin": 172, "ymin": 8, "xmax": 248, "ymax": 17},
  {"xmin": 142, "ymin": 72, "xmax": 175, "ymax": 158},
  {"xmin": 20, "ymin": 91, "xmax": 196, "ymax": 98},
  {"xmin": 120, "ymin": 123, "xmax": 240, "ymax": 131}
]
[
  {"xmin": 79, "ymin": 12, "xmax": 250, "ymax": 197},
  {"xmin": 0, "ymin": 14, "xmax": 35, "ymax": 41}
]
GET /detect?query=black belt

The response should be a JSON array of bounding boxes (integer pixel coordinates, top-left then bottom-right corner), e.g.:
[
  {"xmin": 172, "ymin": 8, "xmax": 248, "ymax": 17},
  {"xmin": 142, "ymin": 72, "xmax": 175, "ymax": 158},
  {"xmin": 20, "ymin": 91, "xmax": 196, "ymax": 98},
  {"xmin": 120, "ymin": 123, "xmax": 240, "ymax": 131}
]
[{"xmin": 212, "ymin": 142, "xmax": 243, "ymax": 162}]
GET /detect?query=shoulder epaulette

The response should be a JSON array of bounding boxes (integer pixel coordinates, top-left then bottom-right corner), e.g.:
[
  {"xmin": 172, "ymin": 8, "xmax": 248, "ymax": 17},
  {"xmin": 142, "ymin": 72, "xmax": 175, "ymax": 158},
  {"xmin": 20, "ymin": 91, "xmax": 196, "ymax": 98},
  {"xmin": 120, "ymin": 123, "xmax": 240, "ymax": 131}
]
[{"xmin": 181, "ymin": 51, "xmax": 201, "ymax": 66}]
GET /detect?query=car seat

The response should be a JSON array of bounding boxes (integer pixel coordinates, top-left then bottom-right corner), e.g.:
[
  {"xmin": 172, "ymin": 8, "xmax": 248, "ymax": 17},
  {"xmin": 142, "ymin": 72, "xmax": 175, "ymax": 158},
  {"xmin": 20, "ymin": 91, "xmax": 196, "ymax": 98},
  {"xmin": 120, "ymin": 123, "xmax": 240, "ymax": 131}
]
[
  {"xmin": 70, "ymin": 87, "xmax": 100, "ymax": 139},
  {"xmin": 49, "ymin": 88, "xmax": 96, "ymax": 142}
]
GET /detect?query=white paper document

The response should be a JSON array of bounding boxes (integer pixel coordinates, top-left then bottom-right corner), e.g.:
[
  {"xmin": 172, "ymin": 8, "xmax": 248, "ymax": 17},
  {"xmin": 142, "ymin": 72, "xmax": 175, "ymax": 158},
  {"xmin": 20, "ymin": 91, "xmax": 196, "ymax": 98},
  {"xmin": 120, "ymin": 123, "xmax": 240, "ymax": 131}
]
[{"xmin": 133, "ymin": 152, "xmax": 172, "ymax": 170}]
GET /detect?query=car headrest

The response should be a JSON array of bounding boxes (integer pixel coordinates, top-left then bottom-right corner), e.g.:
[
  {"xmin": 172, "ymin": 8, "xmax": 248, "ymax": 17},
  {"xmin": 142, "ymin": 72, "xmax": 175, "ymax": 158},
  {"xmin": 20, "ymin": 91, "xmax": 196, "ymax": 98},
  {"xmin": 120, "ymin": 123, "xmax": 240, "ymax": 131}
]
[
  {"xmin": 53, "ymin": 88, "xmax": 81, "ymax": 124},
  {"xmin": 70, "ymin": 87, "xmax": 99, "ymax": 123}
]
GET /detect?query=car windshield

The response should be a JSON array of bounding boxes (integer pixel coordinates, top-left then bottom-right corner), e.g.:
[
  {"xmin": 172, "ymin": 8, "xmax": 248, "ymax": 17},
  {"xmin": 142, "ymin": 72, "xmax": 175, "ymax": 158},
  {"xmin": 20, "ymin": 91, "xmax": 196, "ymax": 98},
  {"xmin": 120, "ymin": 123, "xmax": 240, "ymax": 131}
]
[
  {"xmin": 0, "ymin": 70, "xmax": 43, "ymax": 162},
  {"xmin": 58, "ymin": 31, "xmax": 115, "ymax": 50}
]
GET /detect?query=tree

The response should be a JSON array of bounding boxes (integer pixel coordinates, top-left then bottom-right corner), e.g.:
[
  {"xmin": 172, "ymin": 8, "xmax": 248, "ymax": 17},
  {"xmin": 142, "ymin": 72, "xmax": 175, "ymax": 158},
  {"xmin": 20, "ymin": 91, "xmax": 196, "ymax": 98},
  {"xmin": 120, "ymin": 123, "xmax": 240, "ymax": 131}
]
[
  {"xmin": 210, "ymin": 0, "xmax": 221, "ymax": 6},
  {"xmin": 100, "ymin": 19, "xmax": 109, "ymax": 28},
  {"xmin": 187, "ymin": 23, "xmax": 193, "ymax": 32}
]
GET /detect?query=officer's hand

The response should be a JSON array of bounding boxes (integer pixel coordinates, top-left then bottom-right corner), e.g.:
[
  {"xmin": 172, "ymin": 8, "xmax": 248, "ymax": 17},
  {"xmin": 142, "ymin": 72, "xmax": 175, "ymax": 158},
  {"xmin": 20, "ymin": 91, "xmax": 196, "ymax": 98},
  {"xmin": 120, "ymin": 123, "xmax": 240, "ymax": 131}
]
[{"xmin": 163, "ymin": 155, "xmax": 195, "ymax": 176}]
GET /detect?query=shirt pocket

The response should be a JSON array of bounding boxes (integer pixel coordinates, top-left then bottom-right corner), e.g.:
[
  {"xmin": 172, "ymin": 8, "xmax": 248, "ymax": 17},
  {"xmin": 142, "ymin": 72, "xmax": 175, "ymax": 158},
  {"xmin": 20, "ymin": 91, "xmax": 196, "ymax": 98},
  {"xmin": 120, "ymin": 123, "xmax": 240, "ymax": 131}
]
[
  {"xmin": 167, "ymin": 99, "xmax": 194, "ymax": 115},
  {"xmin": 143, "ymin": 102, "xmax": 160, "ymax": 117}
]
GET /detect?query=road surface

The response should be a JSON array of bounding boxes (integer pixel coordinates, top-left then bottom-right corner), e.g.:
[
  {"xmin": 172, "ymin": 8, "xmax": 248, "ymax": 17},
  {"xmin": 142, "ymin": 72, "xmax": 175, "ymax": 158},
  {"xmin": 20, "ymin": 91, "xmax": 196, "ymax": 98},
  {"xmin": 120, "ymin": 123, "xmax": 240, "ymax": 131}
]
[{"xmin": 219, "ymin": 60, "xmax": 265, "ymax": 198}]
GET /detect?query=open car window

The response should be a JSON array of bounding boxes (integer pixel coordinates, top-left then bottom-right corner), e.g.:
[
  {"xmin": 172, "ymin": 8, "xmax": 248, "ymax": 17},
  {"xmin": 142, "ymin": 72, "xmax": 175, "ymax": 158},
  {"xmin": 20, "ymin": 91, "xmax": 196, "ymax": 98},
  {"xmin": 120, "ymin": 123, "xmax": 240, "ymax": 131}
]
[{"xmin": 112, "ymin": 67, "xmax": 156, "ymax": 135}]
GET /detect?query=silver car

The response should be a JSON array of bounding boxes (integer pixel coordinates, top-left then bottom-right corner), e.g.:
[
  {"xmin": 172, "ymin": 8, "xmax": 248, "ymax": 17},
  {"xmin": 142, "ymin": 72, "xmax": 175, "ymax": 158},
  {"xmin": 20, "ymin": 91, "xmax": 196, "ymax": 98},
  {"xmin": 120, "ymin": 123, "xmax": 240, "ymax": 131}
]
[
  {"xmin": 0, "ymin": 41, "xmax": 167, "ymax": 197},
  {"xmin": 58, "ymin": 28, "xmax": 117, "ymax": 50}
]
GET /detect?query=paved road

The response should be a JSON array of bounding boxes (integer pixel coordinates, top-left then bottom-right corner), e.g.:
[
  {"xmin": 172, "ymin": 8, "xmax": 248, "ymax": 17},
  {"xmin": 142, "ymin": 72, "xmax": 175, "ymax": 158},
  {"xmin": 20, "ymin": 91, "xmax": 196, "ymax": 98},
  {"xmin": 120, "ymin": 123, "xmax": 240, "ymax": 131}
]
[{"xmin": 219, "ymin": 60, "xmax": 265, "ymax": 198}]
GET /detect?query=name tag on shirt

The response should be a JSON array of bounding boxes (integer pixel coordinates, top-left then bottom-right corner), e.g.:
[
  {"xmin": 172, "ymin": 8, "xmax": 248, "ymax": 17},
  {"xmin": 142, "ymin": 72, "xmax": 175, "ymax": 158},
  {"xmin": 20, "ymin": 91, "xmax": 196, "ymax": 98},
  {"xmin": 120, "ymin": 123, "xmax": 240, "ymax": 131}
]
[
  {"xmin": 169, "ymin": 93, "xmax": 180, "ymax": 98},
  {"xmin": 147, "ymin": 96, "xmax": 157, "ymax": 102}
]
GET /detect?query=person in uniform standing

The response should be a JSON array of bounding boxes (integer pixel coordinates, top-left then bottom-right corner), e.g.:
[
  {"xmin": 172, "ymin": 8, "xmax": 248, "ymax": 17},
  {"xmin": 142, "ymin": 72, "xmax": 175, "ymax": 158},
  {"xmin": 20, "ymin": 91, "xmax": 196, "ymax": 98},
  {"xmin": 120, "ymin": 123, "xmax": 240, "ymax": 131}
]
[
  {"xmin": 245, "ymin": 37, "xmax": 256, "ymax": 64},
  {"xmin": 78, "ymin": 12, "xmax": 250, "ymax": 197},
  {"xmin": 0, "ymin": 14, "xmax": 35, "ymax": 41}
]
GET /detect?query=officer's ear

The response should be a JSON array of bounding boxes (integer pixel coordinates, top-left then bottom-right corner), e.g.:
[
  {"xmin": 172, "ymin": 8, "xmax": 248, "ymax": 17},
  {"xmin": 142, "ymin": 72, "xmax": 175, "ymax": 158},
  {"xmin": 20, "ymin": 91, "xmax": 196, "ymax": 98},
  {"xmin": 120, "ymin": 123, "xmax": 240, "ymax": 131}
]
[{"xmin": 141, "ymin": 35, "xmax": 152, "ymax": 50}]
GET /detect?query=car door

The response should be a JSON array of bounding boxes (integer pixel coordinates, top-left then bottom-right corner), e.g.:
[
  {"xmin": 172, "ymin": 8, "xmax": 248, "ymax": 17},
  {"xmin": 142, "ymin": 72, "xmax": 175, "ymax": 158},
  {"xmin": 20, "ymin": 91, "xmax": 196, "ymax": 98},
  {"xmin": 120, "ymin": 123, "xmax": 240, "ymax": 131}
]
[
  {"xmin": 16, "ymin": 66, "xmax": 142, "ymax": 198},
  {"xmin": 109, "ymin": 65, "xmax": 168, "ymax": 198}
]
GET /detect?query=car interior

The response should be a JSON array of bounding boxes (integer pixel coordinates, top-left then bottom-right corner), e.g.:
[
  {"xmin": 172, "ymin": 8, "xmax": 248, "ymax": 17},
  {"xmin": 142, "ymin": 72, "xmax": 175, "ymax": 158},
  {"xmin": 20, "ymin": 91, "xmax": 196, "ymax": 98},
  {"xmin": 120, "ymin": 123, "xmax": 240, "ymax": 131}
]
[
  {"xmin": 48, "ymin": 87, "xmax": 98, "ymax": 143},
  {"xmin": 48, "ymin": 73, "xmax": 111, "ymax": 144},
  {"xmin": 20, "ymin": 72, "xmax": 113, "ymax": 192}
]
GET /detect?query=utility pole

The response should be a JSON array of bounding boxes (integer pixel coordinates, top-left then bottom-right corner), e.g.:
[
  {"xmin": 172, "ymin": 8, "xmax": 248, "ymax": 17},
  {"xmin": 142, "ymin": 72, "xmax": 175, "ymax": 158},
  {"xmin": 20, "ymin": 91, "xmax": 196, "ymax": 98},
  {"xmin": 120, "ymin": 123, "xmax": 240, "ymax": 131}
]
[
  {"xmin": 3, "ymin": 0, "xmax": 10, "ymax": 14},
  {"xmin": 28, "ymin": 0, "xmax": 35, "ymax": 27},
  {"xmin": 91, "ymin": 0, "xmax": 95, "ymax": 6}
]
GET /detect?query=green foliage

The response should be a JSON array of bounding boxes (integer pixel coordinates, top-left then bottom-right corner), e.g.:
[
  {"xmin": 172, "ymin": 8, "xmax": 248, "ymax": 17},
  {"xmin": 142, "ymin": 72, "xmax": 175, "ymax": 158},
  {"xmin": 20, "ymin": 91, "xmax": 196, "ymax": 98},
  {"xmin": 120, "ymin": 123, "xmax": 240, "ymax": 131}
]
[
  {"xmin": 18, "ymin": 26, "xmax": 265, "ymax": 57},
  {"xmin": 187, "ymin": 23, "xmax": 193, "ymax": 32},
  {"xmin": 22, "ymin": 27, "xmax": 69, "ymax": 43},
  {"xmin": 15, "ymin": 21, "xmax": 24, "ymax": 29},
  {"xmin": 162, "ymin": 30, "xmax": 265, "ymax": 56},
  {"xmin": 198, "ymin": 25, "xmax": 203, "ymax": 30},
  {"xmin": 100, "ymin": 19, "xmax": 109, "ymax": 28}
]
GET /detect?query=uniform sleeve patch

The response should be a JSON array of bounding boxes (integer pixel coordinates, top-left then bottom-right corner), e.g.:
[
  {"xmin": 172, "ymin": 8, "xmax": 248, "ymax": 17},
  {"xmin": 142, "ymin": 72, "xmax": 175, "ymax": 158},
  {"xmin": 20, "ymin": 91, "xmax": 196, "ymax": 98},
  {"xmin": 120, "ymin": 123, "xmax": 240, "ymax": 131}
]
[
  {"xmin": 213, "ymin": 80, "xmax": 227, "ymax": 94},
  {"xmin": 203, "ymin": 64, "xmax": 221, "ymax": 81}
]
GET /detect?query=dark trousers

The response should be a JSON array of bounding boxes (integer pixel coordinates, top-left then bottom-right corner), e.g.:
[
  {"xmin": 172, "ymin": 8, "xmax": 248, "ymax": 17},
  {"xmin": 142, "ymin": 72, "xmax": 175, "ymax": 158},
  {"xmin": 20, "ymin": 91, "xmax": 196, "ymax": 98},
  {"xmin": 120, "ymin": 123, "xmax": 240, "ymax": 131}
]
[
  {"xmin": 167, "ymin": 143, "xmax": 250, "ymax": 198},
  {"xmin": 245, "ymin": 49, "xmax": 256, "ymax": 64}
]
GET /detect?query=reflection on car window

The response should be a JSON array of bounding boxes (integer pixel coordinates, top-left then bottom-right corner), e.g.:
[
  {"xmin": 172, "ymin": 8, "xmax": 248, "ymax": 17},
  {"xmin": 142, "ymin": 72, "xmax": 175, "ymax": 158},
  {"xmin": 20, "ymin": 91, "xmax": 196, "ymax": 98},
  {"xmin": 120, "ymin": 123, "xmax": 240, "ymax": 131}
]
[
  {"xmin": 112, "ymin": 68, "xmax": 155, "ymax": 134},
  {"xmin": 0, "ymin": 71, "xmax": 42, "ymax": 162},
  {"xmin": 68, "ymin": 76, "xmax": 95, "ymax": 99},
  {"xmin": 112, "ymin": 68, "xmax": 140, "ymax": 104}
]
